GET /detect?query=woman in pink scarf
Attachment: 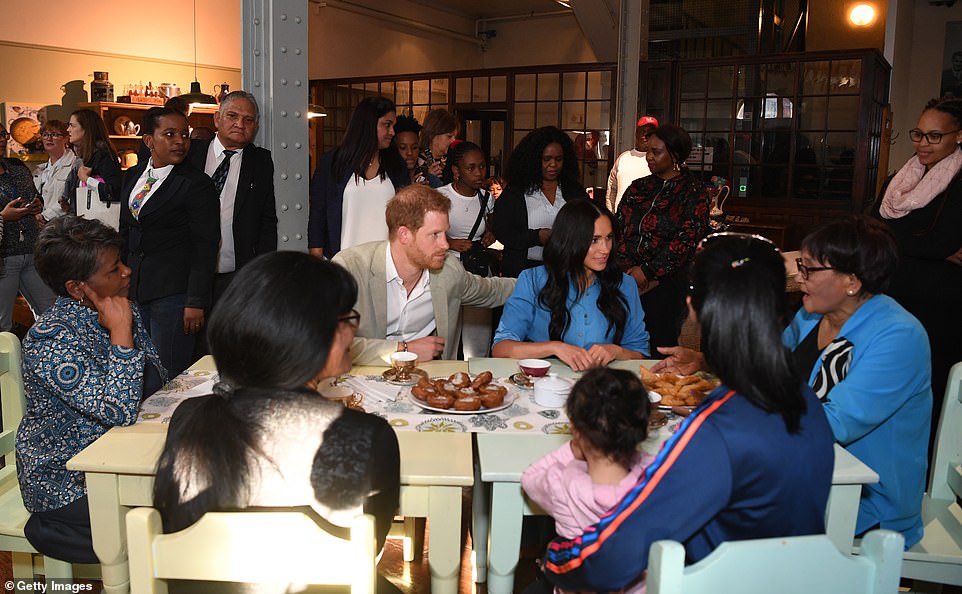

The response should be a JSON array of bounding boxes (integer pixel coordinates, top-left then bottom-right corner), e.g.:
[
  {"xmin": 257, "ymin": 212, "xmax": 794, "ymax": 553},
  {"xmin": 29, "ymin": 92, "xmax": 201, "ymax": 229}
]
[{"xmin": 875, "ymin": 96, "xmax": 962, "ymax": 457}]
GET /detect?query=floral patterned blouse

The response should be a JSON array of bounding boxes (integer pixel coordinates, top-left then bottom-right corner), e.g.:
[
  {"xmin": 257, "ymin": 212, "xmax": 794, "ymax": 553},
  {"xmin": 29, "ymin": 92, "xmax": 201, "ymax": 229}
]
[{"xmin": 615, "ymin": 173, "xmax": 709, "ymax": 280}]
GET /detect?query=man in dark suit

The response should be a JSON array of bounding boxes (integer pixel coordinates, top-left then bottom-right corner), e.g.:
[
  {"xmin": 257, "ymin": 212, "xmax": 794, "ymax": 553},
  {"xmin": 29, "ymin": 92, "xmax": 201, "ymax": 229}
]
[
  {"xmin": 121, "ymin": 107, "xmax": 220, "ymax": 376},
  {"xmin": 188, "ymin": 90, "xmax": 277, "ymax": 302}
]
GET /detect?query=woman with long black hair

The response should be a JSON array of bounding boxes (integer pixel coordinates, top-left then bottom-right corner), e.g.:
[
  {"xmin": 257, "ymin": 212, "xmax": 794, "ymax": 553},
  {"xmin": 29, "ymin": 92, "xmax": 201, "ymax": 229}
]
[
  {"xmin": 153, "ymin": 252, "xmax": 400, "ymax": 551},
  {"xmin": 493, "ymin": 126, "xmax": 588, "ymax": 278},
  {"xmin": 615, "ymin": 124, "xmax": 709, "ymax": 355},
  {"xmin": 542, "ymin": 233, "xmax": 834, "ymax": 593},
  {"xmin": 492, "ymin": 199, "xmax": 649, "ymax": 371},
  {"xmin": 308, "ymin": 96, "xmax": 408, "ymax": 258}
]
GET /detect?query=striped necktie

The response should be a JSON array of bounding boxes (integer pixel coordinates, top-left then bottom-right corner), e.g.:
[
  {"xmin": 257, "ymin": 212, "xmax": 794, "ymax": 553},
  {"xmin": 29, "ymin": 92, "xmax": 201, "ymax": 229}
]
[
  {"xmin": 129, "ymin": 170, "xmax": 158, "ymax": 219},
  {"xmin": 211, "ymin": 150, "xmax": 237, "ymax": 195}
]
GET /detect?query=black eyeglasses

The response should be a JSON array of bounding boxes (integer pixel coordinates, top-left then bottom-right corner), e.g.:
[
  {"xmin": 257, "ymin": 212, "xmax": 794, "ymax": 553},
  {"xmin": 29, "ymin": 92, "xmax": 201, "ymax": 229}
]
[
  {"xmin": 908, "ymin": 128, "xmax": 961, "ymax": 144},
  {"xmin": 40, "ymin": 132, "xmax": 64, "ymax": 140},
  {"xmin": 338, "ymin": 309, "xmax": 361, "ymax": 329},
  {"xmin": 795, "ymin": 258, "xmax": 834, "ymax": 280}
]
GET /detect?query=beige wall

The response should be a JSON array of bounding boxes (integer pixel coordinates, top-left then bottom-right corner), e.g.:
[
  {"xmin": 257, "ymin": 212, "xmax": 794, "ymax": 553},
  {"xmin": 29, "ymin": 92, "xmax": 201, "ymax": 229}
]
[
  {"xmin": 309, "ymin": 0, "xmax": 596, "ymax": 79},
  {"xmin": 0, "ymin": 0, "xmax": 240, "ymax": 121}
]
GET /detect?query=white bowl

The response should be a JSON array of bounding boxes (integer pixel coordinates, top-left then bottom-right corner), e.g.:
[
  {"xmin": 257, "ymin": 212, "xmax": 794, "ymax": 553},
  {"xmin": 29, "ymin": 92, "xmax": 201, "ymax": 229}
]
[{"xmin": 534, "ymin": 375, "xmax": 573, "ymax": 408}]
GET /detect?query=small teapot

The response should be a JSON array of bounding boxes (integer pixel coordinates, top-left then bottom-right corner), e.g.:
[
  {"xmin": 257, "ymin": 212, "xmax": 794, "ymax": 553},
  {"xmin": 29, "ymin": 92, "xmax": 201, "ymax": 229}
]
[
  {"xmin": 122, "ymin": 121, "xmax": 141, "ymax": 136},
  {"xmin": 214, "ymin": 83, "xmax": 230, "ymax": 103}
]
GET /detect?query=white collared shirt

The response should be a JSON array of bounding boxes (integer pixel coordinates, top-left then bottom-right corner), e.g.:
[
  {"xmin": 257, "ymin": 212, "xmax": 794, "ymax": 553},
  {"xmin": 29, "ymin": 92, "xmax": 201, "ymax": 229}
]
[
  {"xmin": 340, "ymin": 174, "xmax": 394, "ymax": 251},
  {"xmin": 525, "ymin": 186, "xmax": 566, "ymax": 261},
  {"xmin": 205, "ymin": 136, "xmax": 244, "ymax": 273},
  {"xmin": 385, "ymin": 243, "xmax": 436, "ymax": 342},
  {"xmin": 127, "ymin": 160, "xmax": 175, "ymax": 217}
]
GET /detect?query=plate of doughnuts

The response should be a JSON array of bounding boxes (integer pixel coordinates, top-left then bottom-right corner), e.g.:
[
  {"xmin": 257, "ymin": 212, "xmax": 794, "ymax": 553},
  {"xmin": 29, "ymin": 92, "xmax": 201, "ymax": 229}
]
[{"xmin": 409, "ymin": 371, "xmax": 517, "ymax": 414}]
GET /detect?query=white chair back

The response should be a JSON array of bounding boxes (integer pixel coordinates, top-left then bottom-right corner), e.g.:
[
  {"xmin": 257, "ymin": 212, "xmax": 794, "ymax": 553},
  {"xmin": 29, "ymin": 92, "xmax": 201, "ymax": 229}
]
[
  {"xmin": 126, "ymin": 507, "xmax": 377, "ymax": 594},
  {"xmin": 648, "ymin": 529, "xmax": 904, "ymax": 594}
]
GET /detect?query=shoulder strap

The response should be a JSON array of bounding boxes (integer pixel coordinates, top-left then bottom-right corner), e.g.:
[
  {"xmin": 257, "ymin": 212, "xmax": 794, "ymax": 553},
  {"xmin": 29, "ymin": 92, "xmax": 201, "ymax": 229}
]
[{"xmin": 467, "ymin": 190, "xmax": 488, "ymax": 241}]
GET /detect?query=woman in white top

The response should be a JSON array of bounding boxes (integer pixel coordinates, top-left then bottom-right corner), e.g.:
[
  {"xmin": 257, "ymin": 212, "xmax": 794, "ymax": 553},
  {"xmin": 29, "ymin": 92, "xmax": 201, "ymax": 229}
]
[
  {"xmin": 308, "ymin": 96, "xmax": 408, "ymax": 258},
  {"xmin": 33, "ymin": 120, "xmax": 76, "ymax": 226},
  {"xmin": 437, "ymin": 141, "xmax": 496, "ymax": 357},
  {"xmin": 493, "ymin": 126, "xmax": 588, "ymax": 278}
]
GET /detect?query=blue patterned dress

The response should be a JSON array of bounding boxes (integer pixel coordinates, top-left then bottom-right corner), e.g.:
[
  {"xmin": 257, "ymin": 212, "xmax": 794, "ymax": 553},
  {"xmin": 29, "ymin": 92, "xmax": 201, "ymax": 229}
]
[{"xmin": 15, "ymin": 296, "xmax": 165, "ymax": 512}]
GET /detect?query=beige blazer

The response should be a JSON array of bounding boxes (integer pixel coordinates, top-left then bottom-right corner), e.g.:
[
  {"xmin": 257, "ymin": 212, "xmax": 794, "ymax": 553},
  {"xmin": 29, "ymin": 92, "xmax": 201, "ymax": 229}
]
[{"xmin": 332, "ymin": 240, "xmax": 515, "ymax": 364}]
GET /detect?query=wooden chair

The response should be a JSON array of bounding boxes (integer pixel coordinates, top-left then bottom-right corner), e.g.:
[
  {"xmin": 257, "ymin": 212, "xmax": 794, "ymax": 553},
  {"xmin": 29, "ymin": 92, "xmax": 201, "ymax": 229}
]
[
  {"xmin": 648, "ymin": 529, "xmax": 903, "ymax": 594},
  {"xmin": 901, "ymin": 361, "xmax": 962, "ymax": 586},
  {"xmin": 0, "ymin": 331, "xmax": 79, "ymax": 580},
  {"xmin": 126, "ymin": 507, "xmax": 377, "ymax": 594}
]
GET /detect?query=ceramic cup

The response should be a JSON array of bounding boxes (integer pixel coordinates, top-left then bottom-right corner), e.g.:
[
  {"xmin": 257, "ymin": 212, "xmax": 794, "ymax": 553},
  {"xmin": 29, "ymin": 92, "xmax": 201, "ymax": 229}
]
[
  {"xmin": 390, "ymin": 351, "xmax": 418, "ymax": 381},
  {"xmin": 519, "ymin": 358, "xmax": 551, "ymax": 378},
  {"xmin": 534, "ymin": 374, "xmax": 573, "ymax": 408}
]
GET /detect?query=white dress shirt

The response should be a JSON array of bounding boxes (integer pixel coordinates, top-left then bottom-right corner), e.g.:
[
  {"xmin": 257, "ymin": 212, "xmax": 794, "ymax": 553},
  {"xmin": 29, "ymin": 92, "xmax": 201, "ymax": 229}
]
[
  {"xmin": 524, "ymin": 187, "xmax": 567, "ymax": 261},
  {"xmin": 340, "ymin": 174, "xmax": 394, "ymax": 252},
  {"xmin": 127, "ymin": 160, "xmax": 174, "ymax": 217},
  {"xmin": 205, "ymin": 136, "xmax": 244, "ymax": 273},
  {"xmin": 385, "ymin": 243, "xmax": 436, "ymax": 342}
]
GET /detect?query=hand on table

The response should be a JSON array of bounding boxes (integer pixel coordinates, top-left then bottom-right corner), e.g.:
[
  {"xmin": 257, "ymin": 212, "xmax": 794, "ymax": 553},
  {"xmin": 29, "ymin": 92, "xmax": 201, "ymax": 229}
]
[
  {"xmin": 81, "ymin": 284, "xmax": 133, "ymax": 348},
  {"xmin": 650, "ymin": 346, "xmax": 708, "ymax": 375},
  {"xmin": 183, "ymin": 307, "xmax": 205, "ymax": 335},
  {"xmin": 405, "ymin": 336, "xmax": 445, "ymax": 362},
  {"xmin": 552, "ymin": 342, "xmax": 594, "ymax": 372},
  {"xmin": 587, "ymin": 343, "xmax": 622, "ymax": 367},
  {"xmin": 448, "ymin": 238, "xmax": 473, "ymax": 252}
]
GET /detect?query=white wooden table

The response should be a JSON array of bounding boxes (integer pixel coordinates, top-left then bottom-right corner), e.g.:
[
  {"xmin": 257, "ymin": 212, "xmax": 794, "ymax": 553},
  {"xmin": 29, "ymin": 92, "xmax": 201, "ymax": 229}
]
[
  {"xmin": 468, "ymin": 358, "xmax": 880, "ymax": 594},
  {"xmin": 67, "ymin": 357, "xmax": 473, "ymax": 594}
]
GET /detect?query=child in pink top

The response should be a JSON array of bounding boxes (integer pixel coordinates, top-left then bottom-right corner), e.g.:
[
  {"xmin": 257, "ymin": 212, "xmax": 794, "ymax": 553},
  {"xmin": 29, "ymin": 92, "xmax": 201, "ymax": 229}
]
[{"xmin": 522, "ymin": 368, "xmax": 654, "ymax": 594}]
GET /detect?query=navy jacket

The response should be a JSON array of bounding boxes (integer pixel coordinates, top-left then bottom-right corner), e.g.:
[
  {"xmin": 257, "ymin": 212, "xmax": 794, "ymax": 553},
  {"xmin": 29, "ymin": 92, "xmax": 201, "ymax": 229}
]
[
  {"xmin": 544, "ymin": 384, "xmax": 835, "ymax": 592},
  {"xmin": 307, "ymin": 148, "xmax": 407, "ymax": 257}
]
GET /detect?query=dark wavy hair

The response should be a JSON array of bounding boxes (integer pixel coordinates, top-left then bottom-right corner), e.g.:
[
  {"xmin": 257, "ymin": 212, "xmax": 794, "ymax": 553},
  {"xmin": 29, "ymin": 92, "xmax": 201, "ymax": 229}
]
[
  {"xmin": 690, "ymin": 234, "xmax": 805, "ymax": 432},
  {"xmin": 505, "ymin": 126, "xmax": 582, "ymax": 194},
  {"xmin": 539, "ymin": 200, "xmax": 628, "ymax": 344},
  {"xmin": 800, "ymin": 215, "xmax": 898, "ymax": 296},
  {"xmin": 332, "ymin": 96, "xmax": 404, "ymax": 181},
  {"xmin": 441, "ymin": 141, "xmax": 484, "ymax": 185},
  {"xmin": 153, "ymin": 252, "xmax": 359, "ymax": 533},
  {"xmin": 394, "ymin": 114, "xmax": 422, "ymax": 136},
  {"xmin": 567, "ymin": 368, "xmax": 650, "ymax": 470}
]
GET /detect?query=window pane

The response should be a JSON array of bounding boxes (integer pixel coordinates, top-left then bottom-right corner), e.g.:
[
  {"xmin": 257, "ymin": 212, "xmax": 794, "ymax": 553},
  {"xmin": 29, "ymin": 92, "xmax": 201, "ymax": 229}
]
[
  {"xmin": 456, "ymin": 78, "xmax": 472, "ymax": 103},
  {"xmin": 830, "ymin": 60, "xmax": 861, "ymax": 93},
  {"xmin": 538, "ymin": 73, "xmax": 560, "ymax": 100},
  {"xmin": 365, "ymin": 82, "xmax": 378, "ymax": 94},
  {"xmin": 563, "ymin": 71, "xmax": 586, "ymax": 100},
  {"xmin": 514, "ymin": 102, "xmax": 535, "ymax": 129},
  {"xmin": 737, "ymin": 65, "xmax": 762, "ymax": 97},
  {"xmin": 412, "ymin": 105, "xmax": 429, "ymax": 124},
  {"xmin": 585, "ymin": 101, "xmax": 608, "ymax": 129},
  {"xmin": 516, "ymin": 74, "xmax": 536, "ymax": 100},
  {"xmin": 801, "ymin": 61, "xmax": 829, "ymax": 95},
  {"xmin": 827, "ymin": 96, "xmax": 859, "ymax": 129},
  {"xmin": 680, "ymin": 67, "xmax": 707, "ymax": 98},
  {"xmin": 431, "ymin": 78, "xmax": 448, "ymax": 103},
  {"xmin": 765, "ymin": 63, "xmax": 796, "ymax": 96},
  {"xmin": 680, "ymin": 101, "xmax": 705, "ymax": 131},
  {"xmin": 707, "ymin": 66, "xmax": 734, "ymax": 98},
  {"xmin": 537, "ymin": 101, "xmax": 559, "ymax": 127},
  {"xmin": 588, "ymin": 71, "xmax": 611, "ymax": 101},
  {"xmin": 381, "ymin": 82, "xmax": 395, "ymax": 103},
  {"xmin": 396, "ymin": 81, "xmax": 411, "ymax": 106},
  {"xmin": 514, "ymin": 130, "xmax": 530, "ymax": 149},
  {"xmin": 473, "ymin": 77, "xmax": 489, "ymax": 102},
  {"xmin": 412, "ymin": 80, "xmax": 430, "ymax": 104},
  {"xmin": 798, "ymin": 96, "xmax": 827, "ymax": 130},
  {"xmin": 563, "ymin": 101, "xmax": 585, "ymax": 130},
  {"xmin": 490, "ymin": 76, "xmax": 507, "ymax": 102},
  {"xmin": 705, "ymin": 100, "xmax": 732, "ymax": 131}
]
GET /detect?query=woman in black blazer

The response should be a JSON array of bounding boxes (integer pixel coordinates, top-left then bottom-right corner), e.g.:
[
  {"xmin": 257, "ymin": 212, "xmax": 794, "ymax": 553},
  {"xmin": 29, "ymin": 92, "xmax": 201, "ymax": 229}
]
[
  {"xmin": 120, "ymin": 107, "xmax": 220, "ymax": 377},
  {"xmin": 493, "ymin": 126, "xmax": 588, "ymax": 278},
  {"xmin": 63, "ymin": 109, "xmax": 122, "ymax": 214}
]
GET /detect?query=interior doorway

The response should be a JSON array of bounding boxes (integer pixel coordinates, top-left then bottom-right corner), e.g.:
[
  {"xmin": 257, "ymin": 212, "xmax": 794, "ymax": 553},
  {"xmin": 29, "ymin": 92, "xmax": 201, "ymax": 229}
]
[{"xmin": 457, "ymin": 109, "xmax": 507, "ymax": 179}]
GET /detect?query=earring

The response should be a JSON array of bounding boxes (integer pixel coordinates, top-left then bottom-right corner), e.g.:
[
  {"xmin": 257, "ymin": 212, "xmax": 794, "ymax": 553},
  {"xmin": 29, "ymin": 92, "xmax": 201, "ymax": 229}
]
[{"xmin": 846, "ymin": 290, "xmax": 855, "ymax": 296}]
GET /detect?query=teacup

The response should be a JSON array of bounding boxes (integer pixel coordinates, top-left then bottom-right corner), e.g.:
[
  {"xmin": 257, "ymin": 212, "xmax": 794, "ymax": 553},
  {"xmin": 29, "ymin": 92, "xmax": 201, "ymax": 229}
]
[
  {"xmin": 519, "ymin": 359, "xmax": 551, "ymax": 378},
  {"xmin": 390, "ymin": 351, "xmax": 418, "ymax": 381}
]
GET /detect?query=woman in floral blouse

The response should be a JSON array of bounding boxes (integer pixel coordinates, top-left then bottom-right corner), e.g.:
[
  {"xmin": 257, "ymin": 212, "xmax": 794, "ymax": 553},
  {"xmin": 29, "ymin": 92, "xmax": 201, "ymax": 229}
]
[{"xmin": 615, "ymin": 124, "xmax": 709, "ymax": 354}]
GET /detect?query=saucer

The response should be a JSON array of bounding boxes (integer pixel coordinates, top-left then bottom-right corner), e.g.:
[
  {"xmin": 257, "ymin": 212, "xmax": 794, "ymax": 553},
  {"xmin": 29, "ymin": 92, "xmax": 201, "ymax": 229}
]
[
  {"xmin": 382, "ymin": 367, "xmax": 428, "ymax": 386},
  {"xmin": 508, "ymin": 372, "xmax": 534, "ymax": 390}
]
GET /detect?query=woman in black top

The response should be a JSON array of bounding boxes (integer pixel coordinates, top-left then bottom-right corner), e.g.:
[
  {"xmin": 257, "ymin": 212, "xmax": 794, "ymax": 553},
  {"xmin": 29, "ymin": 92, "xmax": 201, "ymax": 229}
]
[{"xmin": 63, "ymin": 109, "xmax": 121, "ymax": 214}]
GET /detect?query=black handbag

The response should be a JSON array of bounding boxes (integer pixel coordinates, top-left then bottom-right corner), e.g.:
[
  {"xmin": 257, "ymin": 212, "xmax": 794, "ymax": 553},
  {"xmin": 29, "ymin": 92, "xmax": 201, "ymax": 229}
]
[{"xmin": 460, "ymin": 192, "xmax": 491, "ymax": 276}]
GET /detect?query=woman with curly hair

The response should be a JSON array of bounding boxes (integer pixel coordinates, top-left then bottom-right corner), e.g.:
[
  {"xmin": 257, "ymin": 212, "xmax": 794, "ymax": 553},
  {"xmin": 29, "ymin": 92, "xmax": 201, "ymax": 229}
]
[
  {"xmin": 615, "ymin": 124, "xmax": 709, "ymax": 354},
  {"xmin": 394, "ymin": 114, "xmax": 423, "ymax": 185},
  {"xmin": 492, "ymin": 200, "xmax": 648, "ymax": 370},
  {"xmin": 493, "ymin": 126, "xmax": 588, "ymax": 278}
]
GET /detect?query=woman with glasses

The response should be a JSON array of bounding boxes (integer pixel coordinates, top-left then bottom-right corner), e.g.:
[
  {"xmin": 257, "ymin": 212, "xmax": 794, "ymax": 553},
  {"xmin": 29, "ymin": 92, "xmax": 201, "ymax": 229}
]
[
  {"xmin": 874, "ymin": 96, "xmax": 962, "ymax": 455},
  {"xmin": 32, "ymin": 120, "xmax": 76, "ymax": 226},
  {"xmin": 615, "ymin": 124, "xmax": 709, "ymax": 356},
  {"xmin": 0, "ymin": 122, "xmax": 56, "ymax": 331},
  {"xmin": 656, "ymin": 218, "xmax": 932, "ymax": 549},
  {"xmin": 541, "ymin": 232, "xmax": 834, "ymax": 593},
  {"xmin": 153, "ymin": 252, "xmax": 400, "ymax": 555}
]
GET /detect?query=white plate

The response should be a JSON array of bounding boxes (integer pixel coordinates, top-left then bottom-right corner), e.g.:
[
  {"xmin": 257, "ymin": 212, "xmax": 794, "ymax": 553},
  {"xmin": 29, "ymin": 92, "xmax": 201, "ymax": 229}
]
[{"xmin": 409, "ymin": 387, "xmax": 517, "ymax": 415}]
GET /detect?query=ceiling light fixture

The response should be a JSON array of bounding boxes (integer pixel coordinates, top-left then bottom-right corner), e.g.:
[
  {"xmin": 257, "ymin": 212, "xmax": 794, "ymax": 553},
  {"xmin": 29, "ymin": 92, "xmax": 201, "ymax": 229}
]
[
  {"xmin": 179, "ymin": 0, "xmax": 219, "ymax": 108},
  {"xmin": 848, "ymin": 3, "xmax": 877, "ymax": 27},
  {"xmin": 308, "ymin": 104, "xmax": 328, "ymax": 118},
  {"xmin": 555, "ymin": 0, "xmax": 572, "ymax": 8}
]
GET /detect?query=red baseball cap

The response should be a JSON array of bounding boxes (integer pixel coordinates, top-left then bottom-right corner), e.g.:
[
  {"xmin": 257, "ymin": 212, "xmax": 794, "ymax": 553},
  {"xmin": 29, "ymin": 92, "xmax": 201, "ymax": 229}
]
[{"xmin": 637, "ymin": 116, "xmax": 658, "ymax": 128}]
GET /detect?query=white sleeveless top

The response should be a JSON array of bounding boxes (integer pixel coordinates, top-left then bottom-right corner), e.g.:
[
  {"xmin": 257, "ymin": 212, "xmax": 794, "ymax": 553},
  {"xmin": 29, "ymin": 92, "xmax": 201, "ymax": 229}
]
[{"xmin": 340, "ymin": 173, "xmax": 395, "ymax": 251}]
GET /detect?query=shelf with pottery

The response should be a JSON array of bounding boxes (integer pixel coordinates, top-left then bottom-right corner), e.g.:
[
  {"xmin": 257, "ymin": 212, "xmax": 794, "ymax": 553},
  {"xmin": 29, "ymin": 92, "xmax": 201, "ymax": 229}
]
[{"xmin": 78, "ymin": 102, "xmax": 217, "ymax": 143}]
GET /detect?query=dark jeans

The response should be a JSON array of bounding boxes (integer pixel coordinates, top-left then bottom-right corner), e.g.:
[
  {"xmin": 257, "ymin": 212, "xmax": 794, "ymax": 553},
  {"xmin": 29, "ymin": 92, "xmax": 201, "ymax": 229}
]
[
  {"xmin": 24, "ymin": 496, "xmax": 99, "ymax": 564},
  {"xmin": 140, "ymin": 293, "xmax": 195, "ymax": 377}
]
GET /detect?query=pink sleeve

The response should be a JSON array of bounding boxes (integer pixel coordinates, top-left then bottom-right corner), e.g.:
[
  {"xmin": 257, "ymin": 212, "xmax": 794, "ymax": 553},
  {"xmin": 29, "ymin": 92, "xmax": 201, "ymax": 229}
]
[{"xmin": 521, "ymin": 443, "xmax": 599, "ymax": 539}]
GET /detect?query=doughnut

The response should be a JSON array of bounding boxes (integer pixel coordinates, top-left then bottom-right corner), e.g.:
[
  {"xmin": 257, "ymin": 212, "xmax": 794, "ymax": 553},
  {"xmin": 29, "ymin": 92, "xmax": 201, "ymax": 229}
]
[
  {"xmin": 453, "ymin": 396, "xmax": 481, "ymax": 411},
  {"xmin": 427, "ymin": 393, "xmax": 455, "ymax": 409},
  {"xmin": 416, "ymin": 375, "xmax": 434, "ymax": 389},
  {"xmin": 481, "ymin": 384, "xmax": 507, "ymax": 398},
  {"xmin": 480, "ymin": 390, "xmax": 505, "ymax": 408},
  {"xmin": 450, "ymin": 372, "xmax": 472, "ymax": 388},
  {"xmin": 458, "ymin": 387, "xmax": 479, "ymax": 399},
  {"xmin": 411, "ymin": 385, "xmax": 437, "ymax": 401},
  {"xmin": 471, "ymin": 371, "xmax": 493, "ymax": 389}
]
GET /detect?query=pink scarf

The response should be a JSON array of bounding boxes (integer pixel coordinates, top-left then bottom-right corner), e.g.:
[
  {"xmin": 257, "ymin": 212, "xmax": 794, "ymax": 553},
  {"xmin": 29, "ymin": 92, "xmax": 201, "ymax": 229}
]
[{"xmin": 880, "ymin": 146, "xmax": 962, "ymax": 219}]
